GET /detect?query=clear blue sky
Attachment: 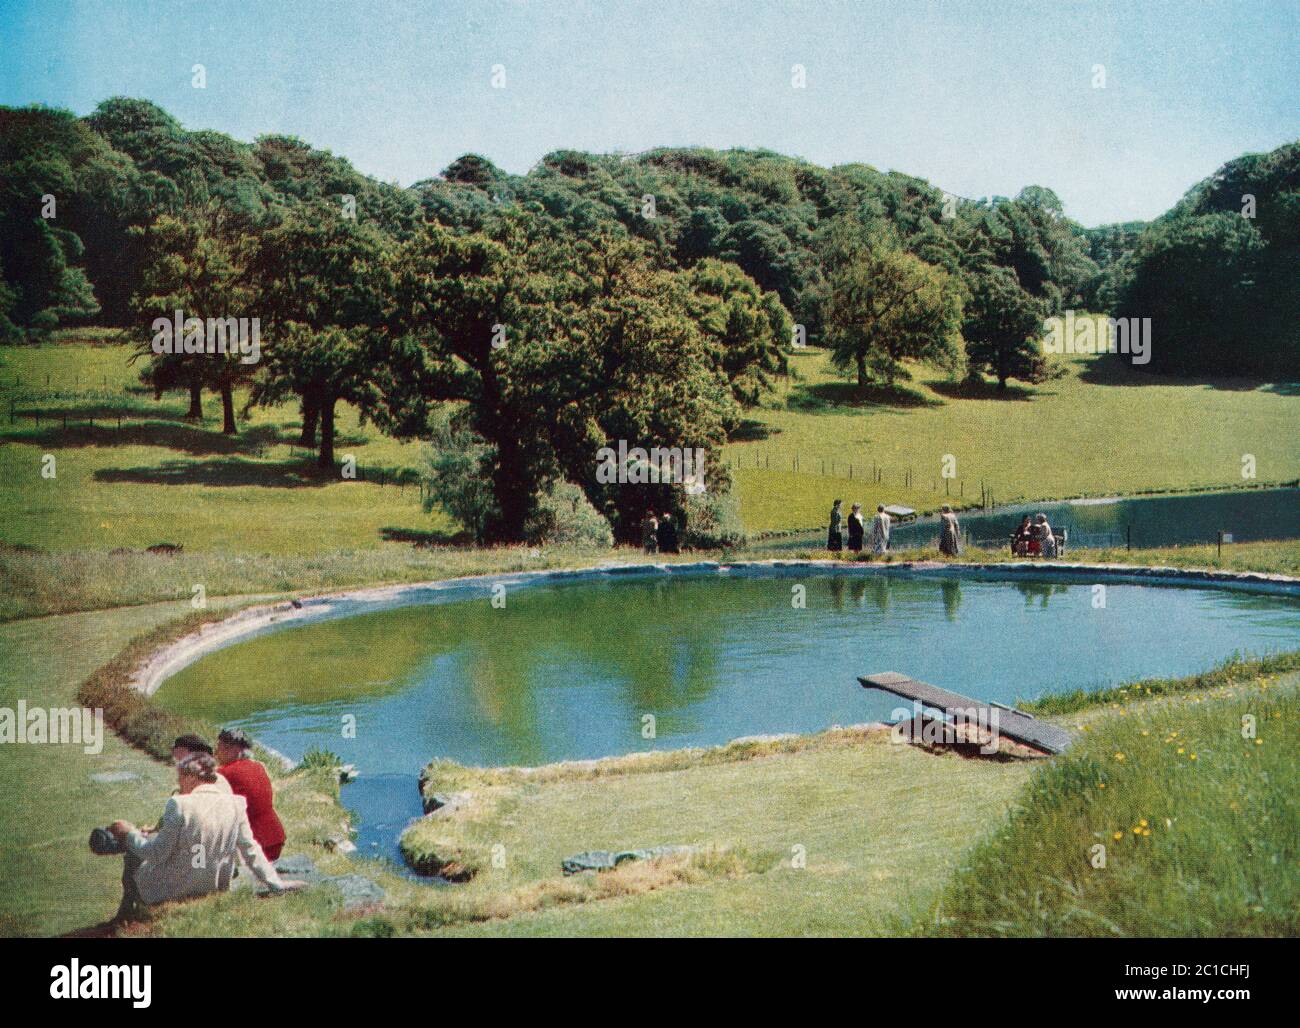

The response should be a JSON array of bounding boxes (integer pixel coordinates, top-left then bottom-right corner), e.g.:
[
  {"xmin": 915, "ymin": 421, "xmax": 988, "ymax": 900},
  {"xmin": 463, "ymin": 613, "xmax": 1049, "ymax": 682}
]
[{"xmin": 2, "ymin": 0, "xmax": 1296, "ymax": 225}]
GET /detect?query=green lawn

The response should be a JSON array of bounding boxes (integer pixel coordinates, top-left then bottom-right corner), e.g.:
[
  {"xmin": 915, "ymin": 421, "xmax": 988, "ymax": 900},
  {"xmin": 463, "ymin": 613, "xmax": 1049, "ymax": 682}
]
[
  {"xmin": 727, "ymin": 348, "xmax": 1299, "ymax": 532},
  {"xmin": 0, "ymin": 336, "xmax": 445, "ymax": 555},
  {"xmin": 930, "ymin": 670, "xmax": 1300, "ymax": 936}
]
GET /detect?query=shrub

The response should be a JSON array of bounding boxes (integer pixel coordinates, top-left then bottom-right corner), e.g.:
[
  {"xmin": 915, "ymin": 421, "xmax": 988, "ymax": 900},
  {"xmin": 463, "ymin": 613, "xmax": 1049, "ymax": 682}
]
[
  {"xmin": 524, "ymin": 481, "xmax": 613, "ymax": 548},
  {"xmin": 683, "ymin": 488, "xmax": 747, "ymax": 549},
  {"xmin": 422, "ymin": 415, "xmax": 498, "ymax": 543}
]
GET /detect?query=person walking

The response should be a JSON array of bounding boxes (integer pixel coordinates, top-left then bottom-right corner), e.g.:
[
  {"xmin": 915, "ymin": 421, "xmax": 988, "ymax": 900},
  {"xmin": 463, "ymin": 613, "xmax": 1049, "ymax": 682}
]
[
  {"xmin": 939, "ymin": 505, "xmax": 962, "ymax": 556},
  {"xmin": 847, "ymin": 503, "xmax": 865, "ymax": 552},
  {"xmin": 827, "ymin": 499, "xmax": 844, "ymax": 552},
  {"xmin": 868, "ymin": 504, "xmax": 890, "ymax": 554}
]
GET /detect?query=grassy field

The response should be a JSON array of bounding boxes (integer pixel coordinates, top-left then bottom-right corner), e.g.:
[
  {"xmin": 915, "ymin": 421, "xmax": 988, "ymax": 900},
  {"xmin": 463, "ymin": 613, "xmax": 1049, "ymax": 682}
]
[
  {"xmin": 0, "ymin": 336, "xmax": 445, "ymax": 555},
  {"xmin": 3, "ymin": 336, "xmax": 1296, "ymax": 552},
  {"xmin": 727, "ymin": 347, "xmax": 1299, "ymax": 532}
]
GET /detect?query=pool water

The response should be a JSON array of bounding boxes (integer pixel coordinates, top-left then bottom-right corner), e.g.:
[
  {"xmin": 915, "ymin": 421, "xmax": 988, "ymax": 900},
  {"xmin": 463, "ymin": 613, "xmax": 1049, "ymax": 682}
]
[{"xmin": 156, "ymin": 571, "xmax": 1300, "ymax": 774}]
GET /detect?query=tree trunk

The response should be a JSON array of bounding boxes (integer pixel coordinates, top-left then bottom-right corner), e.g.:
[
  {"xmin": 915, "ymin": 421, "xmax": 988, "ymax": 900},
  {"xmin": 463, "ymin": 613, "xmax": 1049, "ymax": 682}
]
[
  {"xmin": 299, "ymin": 391, "xmax": 320, "ymax": 447},
  {"xmin": 855, "ymin": 353, "xmax": 868, "ymax": 387},
  {"xmin": 187, "ymin": 382, "xmax": 203, "ymax": 419},
  {"xmin": 220, "ymin": 383, "xmax": 236, "ymax": 435},
  {"xmin": 317, "ymin": 394, "xmax": 336, "ymax": 469},
  {"xmin": 483, "ymin": 434, "xmax": 533, "ymax": 543}
]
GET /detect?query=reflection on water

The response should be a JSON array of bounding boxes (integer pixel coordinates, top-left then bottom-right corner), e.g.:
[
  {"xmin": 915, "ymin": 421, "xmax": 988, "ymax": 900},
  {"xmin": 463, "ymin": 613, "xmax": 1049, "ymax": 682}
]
[
  {"xmin": 762, "ymin": 488, "xmax": 1300, "ymax": 552},
  {"xmin": 155, "ymin": 573, "xmax": 1300, "ymax": 774}
]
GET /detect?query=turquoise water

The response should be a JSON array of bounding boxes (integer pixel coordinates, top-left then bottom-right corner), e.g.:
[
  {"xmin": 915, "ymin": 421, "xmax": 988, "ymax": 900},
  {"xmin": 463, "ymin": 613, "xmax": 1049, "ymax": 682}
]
[{"xmin": 158, "ymin": 571, "xmax": 1300, "ymax": 774}]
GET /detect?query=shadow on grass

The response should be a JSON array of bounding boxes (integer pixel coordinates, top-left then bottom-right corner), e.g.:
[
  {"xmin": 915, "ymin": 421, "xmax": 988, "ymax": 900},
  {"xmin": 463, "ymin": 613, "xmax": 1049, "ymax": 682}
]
[
  {"xmin": 380, "ymin": 526, "xmax": 473, "ymax": 547},
  {"xmin": 94, "ymin": 456, "xmax": 332, "ymax": 488},
  {"xmin": 730, "ymin": 418, "xmax": 776, "ymax": 441},
  {"xmin": 786, "ymin": 380, "xmax": 942, "ymax": 413},
  {"xmin": 1, "ymin": 420, "xmax": 295, "ymax": 455},
  {"xmin": 1076, "ymin": 353, "xmax": 1289, "ymax": 392},
  {"xmin": 929, "ymin": 378, "xmax": 1042, "ymax": 402}
]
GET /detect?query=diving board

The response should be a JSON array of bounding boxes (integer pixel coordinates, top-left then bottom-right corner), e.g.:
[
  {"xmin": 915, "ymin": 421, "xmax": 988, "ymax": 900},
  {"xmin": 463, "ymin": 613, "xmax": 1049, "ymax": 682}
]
[{"xmin": 858, "ymin": 671, "xmax": 1073, "ymax": 754}]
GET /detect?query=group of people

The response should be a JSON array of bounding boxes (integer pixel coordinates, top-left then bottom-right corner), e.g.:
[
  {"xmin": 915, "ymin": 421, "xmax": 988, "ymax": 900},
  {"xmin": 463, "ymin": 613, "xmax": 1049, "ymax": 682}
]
[
  {"xmin": 827, "ymin": 501, "xmax": 963, "ymax": 556},
  {"xmin": 641, "ymin": 511, "xmax": 681, "ymax": 554},
  {"xmin": 1012, "ymin": 513, "xmax": 1059, "ymax": 557},
  {"xmin": 99, "ymin": 728, "xmax": 299, "ymax": 924}
]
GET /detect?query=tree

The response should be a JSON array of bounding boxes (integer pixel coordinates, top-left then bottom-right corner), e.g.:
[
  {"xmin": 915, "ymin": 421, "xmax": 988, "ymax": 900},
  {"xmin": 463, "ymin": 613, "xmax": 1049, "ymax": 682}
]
[
  {"xmin": 822, "ymin": 228, "xmax": 963, "ymax": 387},
  {"xmin": 962, "ymin": 266, "xmax": 1048, "ymax": 388},
  {"xmin": 245, "ymin": 203, "xmax": 394, "ymax": 467},
  {"xmin": 386, "ymin": 211, "xmax": 738, "ymax": 543},
  {"xmin": 681, "ymin": 258, "xmax": 791, "ymax": 409},
  {"xmin": 130, "ymin": 206, "xmax": 254, "ymax": 432},
  {"xmin": 0, "ymin": 107, "xmax": 101, "ymax": 338}
]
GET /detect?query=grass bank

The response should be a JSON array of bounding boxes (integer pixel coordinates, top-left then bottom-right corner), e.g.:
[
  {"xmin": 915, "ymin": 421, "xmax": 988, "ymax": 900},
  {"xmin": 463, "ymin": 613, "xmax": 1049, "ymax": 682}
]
[{"xmin": 921, "ymin": 668, "xmax": 1299, "ymax": 936}]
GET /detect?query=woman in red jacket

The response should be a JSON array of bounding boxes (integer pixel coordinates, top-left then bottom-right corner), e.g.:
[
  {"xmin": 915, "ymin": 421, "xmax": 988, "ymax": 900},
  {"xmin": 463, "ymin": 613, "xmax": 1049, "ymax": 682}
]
[{"xmin": 215, "ymin": 728, "xmax": 287, "ymax": 862}]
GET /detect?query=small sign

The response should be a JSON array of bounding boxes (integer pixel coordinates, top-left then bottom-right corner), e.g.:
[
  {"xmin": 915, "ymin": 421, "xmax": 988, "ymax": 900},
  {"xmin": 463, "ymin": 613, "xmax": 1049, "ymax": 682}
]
[{"xmin": 1221, "ymin": 533, "xmax": 1233, "ymax": 544}]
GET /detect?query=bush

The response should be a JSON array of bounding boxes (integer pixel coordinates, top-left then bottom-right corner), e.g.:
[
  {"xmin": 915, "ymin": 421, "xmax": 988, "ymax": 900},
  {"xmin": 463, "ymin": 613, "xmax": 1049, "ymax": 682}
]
[
  {"xmin": 683, "ymin": 488, "xmax": 747, "ymax": 549},
  {"xmin": 421, "ymin": 415, "xmax": 498, "ymax": 543},
  {"xmin": 524, "ymin": 481, "xmax": 613, "ymax": 548}
]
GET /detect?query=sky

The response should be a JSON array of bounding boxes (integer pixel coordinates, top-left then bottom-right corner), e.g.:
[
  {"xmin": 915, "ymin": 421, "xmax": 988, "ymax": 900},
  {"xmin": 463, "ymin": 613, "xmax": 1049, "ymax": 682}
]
[{"xmin": 1, "ymin": 0, "xmax": 1296, "ymax": 226}]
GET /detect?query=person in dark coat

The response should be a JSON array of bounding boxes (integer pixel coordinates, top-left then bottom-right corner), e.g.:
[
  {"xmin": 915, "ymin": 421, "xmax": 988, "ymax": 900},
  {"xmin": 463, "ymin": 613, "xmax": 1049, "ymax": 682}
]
[
  {"xmin": 656, "ymin": 512, "xmax": 680, "ymax": 554},
  {"xmin": 1012, "ymin": 515, "xmax": 1032, "ymax": 556},
  {"xmin": 827, "ymin": 499, "xmax": 843, "ymax": 552},
  {"xmin": 641, "ymin": 511, "xmax": 659, "ymax": 554},
  {"xmin": 846, "ymin": 503, "xmax": 865, "ymax": 552}
]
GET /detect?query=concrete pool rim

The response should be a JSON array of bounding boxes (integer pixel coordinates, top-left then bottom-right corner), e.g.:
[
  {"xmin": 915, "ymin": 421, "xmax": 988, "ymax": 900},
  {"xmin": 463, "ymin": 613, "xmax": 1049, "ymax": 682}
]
[{"xmin": 128, "ymin": 558, "xmax": 1300, "ymax": 702}]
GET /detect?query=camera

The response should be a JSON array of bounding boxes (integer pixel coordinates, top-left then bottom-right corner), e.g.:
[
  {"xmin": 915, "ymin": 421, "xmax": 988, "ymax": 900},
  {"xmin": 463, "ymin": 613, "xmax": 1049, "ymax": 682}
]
[{"xmin": 88, "ymin": 827, "xmax": 125, "ymax": 855}]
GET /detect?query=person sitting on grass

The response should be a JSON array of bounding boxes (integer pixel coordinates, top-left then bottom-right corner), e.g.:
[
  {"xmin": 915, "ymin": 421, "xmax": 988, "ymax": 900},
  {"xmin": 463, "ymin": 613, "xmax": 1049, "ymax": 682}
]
[
  {"xmin": 215, "ymin": 728, "xmax": 287, "ymax": 863},
  {"xmin": 171, "ymin": 734, "xmax": 231, "ymax": 793},
  {"xmin": 107, "ymin": 753, "xmax": 300, "ymax": 924}
]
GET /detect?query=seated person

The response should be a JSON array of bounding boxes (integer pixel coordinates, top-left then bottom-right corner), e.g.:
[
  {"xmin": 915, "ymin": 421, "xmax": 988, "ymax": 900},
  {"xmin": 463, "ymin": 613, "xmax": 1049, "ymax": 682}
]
[
  {"xmin": 1039, "ymin": 514, "xmax": 1058, "ymax": 558},
  {"xmin": 1027, "ymin": 522, "xmax": 1043, "ymax": 555},
  {"xmin": 1012, "ymin": 515, "xmax": 1032, "ymax": 556},
  {"xmin": 216, "ymin": 728, "xmax": 287, "ymax": 862},
  {"xmin": 108, "ymin": 753, "xmax": 299, "ymax": 923},
  {"xmin": 171, "ymin": 734, "xmax": 231, "ymax": 793}
]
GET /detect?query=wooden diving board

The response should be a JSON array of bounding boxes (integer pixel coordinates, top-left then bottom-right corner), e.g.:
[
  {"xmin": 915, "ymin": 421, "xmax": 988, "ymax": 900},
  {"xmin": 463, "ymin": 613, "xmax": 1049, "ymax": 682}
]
[{"xmin": 858, "ymin": 671, "xmax": 1073, "ymax": 754}]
